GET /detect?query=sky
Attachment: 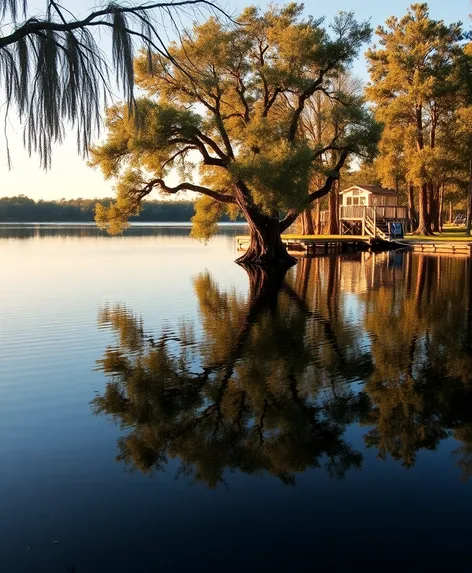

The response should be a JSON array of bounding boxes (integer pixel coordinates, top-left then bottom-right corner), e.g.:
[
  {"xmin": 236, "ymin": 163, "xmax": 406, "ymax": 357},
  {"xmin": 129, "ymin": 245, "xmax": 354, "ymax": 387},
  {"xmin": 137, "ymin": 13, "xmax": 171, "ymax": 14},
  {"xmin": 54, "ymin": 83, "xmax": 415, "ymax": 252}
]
[{"xmin": 0, "ymin": 0, "xmax": 470, "ymax": 201}]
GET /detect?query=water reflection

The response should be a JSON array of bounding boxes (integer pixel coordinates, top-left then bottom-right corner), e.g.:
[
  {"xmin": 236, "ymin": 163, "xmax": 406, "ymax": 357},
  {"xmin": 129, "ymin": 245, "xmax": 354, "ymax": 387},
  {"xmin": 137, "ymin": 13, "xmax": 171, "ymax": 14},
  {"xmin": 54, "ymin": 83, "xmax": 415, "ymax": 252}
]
[
  {"xmin": 94, "ymin": 253, "xmax": 472, "ymax": 484},
  {"xmin": 0, "ymin": 223, "xmax": 245, "ymax": 240},
  {"xmin": 361, "ymin": 255, "xmax": 472, "ymax": 473}
]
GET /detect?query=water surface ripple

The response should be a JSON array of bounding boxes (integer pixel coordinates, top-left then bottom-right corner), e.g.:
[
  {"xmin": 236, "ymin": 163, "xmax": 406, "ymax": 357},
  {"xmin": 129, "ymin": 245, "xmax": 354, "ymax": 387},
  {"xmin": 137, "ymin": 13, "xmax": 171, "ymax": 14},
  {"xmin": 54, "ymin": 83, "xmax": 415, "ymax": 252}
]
[{"xmin": 1, "ymin": 225, "xmax": 471, "ymax": 572}]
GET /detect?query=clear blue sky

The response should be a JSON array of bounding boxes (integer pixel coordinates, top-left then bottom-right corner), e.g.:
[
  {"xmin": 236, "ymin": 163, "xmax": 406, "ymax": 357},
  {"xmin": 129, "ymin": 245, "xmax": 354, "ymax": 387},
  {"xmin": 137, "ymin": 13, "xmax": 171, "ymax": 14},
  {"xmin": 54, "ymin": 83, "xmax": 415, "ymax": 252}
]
[{"xmin": 0, "ymin": 0, "xmax": 470, "ymax": 200}]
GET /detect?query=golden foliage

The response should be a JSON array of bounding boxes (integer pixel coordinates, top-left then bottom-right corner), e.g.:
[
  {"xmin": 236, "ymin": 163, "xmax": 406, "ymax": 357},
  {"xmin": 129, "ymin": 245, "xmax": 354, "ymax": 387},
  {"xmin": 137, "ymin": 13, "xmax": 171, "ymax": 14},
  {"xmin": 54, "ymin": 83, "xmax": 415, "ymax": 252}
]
[{"xmin": 90, "ymin": 4, "xmax": 375, "ymax": 239}]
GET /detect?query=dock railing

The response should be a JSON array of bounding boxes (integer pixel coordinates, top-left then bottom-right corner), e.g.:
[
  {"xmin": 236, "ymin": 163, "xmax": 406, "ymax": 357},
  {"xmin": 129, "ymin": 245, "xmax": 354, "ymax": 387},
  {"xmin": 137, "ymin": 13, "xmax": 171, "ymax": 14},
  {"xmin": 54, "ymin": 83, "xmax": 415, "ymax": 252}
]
[{"xmin": 338, "ymin": 205, "xmax": 408, "ymax": 221}]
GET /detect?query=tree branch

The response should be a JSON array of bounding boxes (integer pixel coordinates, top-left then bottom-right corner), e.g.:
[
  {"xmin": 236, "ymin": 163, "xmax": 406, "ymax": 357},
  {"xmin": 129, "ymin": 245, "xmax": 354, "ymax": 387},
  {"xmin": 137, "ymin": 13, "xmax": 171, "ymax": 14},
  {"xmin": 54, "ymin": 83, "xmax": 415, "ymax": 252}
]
[
  {"xmin": 311, "ymin": 140, "xmax": 342, "ymax": 162},
  {"xmin": 195, "ymin": 129, "xmax": 228, "ymax": 161},
  {"xmin": 165, "ymin": 137, "xmax": 227, "ymax": 167},
  {"xmin": 145, "ymin": 178, "xmax": 237, "ymax": 203},
  {"xmin": 214, "ymin": 104, "xmax": 234, "ymax": 159},
  {"xmin": 0, "ymin": 1, "xmax": 231, "ymax": 48},
  {"xmin": 287, "ymin": 51, "xmax": 352, "ymax": 142},
  {"xmin": 288, "ymin": 78, "xmax": 325, "ymax": 142},
  {"xmin": 262, "ymin": 87, "xmax": 281, "ymax": 118},
  {"xmin": 161, "ymin": 145, "xmax": 194, "ymax": 170}
]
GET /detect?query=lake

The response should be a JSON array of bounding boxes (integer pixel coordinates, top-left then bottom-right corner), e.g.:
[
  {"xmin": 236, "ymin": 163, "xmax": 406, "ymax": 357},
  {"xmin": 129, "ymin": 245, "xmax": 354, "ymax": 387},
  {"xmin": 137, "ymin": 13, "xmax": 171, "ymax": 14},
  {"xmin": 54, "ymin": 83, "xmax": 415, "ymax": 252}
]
[{"xmin": 1, "ymin": 224, "xmax": 472, "ymax": 572}]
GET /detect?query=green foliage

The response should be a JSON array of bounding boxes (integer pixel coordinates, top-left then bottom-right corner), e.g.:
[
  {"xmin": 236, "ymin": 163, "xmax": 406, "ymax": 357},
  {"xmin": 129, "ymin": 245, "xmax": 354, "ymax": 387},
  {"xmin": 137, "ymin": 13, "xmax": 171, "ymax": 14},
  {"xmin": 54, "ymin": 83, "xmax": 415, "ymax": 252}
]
[
  {"xmin": 89, "ymin": 100, "xmax": 202, "ymax": 179},
  {"xmin": 342, "ymin": 162, "xmax": 382, "ymax": 189},
  {"xmin": 191, "ymin": 197, "xmax": 241, "ymax": 242},
  {"xmin": 366, "ymin": 3, "xmax": 468, "ymax": 231},
  {"xmin": 190, "ymin": 196, "xmax": 224, "ymax": 241},
  {"xmin": 90, "ymin": 3, "xmax": 376, "ymax": 243},
  {"xmin": 231, "ymin": 142, "xmax": 313, "ymax": 215}
]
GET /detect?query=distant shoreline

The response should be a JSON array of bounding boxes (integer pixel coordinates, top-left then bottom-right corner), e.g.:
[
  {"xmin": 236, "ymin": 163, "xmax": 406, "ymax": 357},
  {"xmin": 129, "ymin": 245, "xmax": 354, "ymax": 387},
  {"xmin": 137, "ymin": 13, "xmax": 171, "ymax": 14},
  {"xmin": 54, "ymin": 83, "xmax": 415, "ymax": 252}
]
[
  {"xmin": 0, "ymin": 197, "xmax": 246, "ymax": 225},
  {"xmin": 0, "ymin": 221, "xmax": 248, "ymax": 226}
]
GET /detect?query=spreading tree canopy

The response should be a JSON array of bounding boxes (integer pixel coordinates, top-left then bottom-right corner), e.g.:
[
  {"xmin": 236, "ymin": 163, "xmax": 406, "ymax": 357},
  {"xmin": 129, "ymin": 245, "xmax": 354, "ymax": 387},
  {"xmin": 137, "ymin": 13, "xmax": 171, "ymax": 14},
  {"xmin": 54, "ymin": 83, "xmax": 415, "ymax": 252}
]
[
  {"xmin": 90, "ymin": 3, "xmax": 379, "ymax": 265},
  {"xmin": 0, "ymin": 0, "xmax": 226, "ymax": 167}
]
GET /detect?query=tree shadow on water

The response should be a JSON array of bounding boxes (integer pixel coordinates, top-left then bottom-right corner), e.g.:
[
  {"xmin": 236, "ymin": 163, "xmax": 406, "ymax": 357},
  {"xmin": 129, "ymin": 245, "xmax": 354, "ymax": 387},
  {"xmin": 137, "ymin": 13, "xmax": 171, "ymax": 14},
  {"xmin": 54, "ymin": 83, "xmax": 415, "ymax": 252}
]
[
  {"xmin": 92, "ymin": 260, "xmax": 370, "ymax": 487},
  {"xmin": 93, "ymin": 254, "xmax": 472, "ymax": 485}
]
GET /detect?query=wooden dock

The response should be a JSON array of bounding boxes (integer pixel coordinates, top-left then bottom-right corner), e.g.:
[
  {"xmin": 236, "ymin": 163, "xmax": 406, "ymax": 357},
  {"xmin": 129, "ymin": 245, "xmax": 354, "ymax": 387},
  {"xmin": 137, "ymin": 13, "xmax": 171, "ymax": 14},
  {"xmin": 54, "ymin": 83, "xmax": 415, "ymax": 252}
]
[
  {"xmin": 236, "ymin": 235, "xmax": 385, "ymax": 255},
  {"xmin": 236, "ymin": 235, "xmax": 472, "ymax": 257},
  {"xmin": 403, "ymin": 241, "xmax": 472, "ymax": 256}
]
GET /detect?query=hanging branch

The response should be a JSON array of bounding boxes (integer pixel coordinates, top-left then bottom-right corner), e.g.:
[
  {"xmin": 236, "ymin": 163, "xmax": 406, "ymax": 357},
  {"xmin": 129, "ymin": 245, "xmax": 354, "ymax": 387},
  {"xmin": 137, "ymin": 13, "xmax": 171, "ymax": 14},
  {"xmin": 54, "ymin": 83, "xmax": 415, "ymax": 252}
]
[{"xmin": 0, "ymin": 0, "xmax": 231, "ymax": 167}]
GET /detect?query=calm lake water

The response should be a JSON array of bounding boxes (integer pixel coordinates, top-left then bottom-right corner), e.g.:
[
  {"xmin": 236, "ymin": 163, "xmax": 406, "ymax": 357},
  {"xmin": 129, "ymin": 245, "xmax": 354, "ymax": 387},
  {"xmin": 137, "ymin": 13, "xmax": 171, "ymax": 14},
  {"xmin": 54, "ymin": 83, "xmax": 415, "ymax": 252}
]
[{"xmin": 1, "ymin": 224, "xmax": 472, "ymax": 572}]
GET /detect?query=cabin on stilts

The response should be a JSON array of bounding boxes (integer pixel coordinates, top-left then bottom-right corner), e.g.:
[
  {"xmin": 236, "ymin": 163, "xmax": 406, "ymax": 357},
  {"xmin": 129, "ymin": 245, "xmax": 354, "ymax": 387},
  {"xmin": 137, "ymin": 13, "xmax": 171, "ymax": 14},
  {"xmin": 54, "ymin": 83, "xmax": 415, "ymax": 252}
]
[{"xmin": 322, "ymin": 185, "xmax": 408, "ymax": 240}]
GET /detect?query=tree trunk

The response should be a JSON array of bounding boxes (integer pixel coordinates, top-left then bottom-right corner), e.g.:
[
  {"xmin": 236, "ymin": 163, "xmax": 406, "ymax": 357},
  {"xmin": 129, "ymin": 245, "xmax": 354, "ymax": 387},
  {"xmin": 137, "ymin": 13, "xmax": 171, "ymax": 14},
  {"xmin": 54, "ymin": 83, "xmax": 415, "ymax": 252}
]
[
  {"xmin": 236, "ymin": 213, "xmax": 297, "ymax": 266},
  {"xmin": 430, "ymin": 183, "xmax": 440, "ymax": 233},
  {"xmin": 408, "ymin": 183, "xmax": 417, "ymax": 232},
  {"xmin": 315, "ymin": 200, "xmax": 321, "ymax": 235},
  {"xmin": 300, "ymin": 207, "xmax": 315, "ymax": 235},
  {"xmin": 328, "ymin": 181, "xmax": 339, "ymax": 235},
  {"xmin": 449, "ymin": 200, "xmax": 453, "ymax": 224},
  {"xmin": 415, "ymin": 183, "xmax": 432, "ymax": 235},
  {"xmin": 413, "ymin": 106, "xmax": 432, "ymax": 235},
  {"xmin": 467, "ymin": 158, "xmax": 472, "ymax": 237},
  {"xmin": 438, "ymin": 183, "xmax": 444, "ymax": 233}
]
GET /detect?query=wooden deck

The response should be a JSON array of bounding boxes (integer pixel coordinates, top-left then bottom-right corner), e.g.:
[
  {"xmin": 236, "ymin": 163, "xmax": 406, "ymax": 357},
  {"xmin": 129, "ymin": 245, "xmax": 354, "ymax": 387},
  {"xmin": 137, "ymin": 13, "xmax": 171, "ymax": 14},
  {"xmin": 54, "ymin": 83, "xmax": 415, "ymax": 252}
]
[
  {"xmin": 236, "ymin": 235, "xmax": 472, "ymax": 257},
  {"xmin": 318, "ymin": 205, "xmax": 409, "ymax": 241},
  {"xmin": 402, "ymin": 241, "xmax": 472, "ymax": 256},
  {"xmin": 237, "ymin": 235, "xmax": 386, "ymax": 255}
]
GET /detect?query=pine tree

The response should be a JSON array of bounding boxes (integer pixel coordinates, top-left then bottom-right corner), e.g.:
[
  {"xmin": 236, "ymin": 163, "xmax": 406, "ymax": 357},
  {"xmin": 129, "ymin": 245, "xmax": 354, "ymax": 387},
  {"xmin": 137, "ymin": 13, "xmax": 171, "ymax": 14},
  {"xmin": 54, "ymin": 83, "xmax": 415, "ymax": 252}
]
[{"xmin": 366, "ymin": 3, "xmax": 463, "ymax": 235}]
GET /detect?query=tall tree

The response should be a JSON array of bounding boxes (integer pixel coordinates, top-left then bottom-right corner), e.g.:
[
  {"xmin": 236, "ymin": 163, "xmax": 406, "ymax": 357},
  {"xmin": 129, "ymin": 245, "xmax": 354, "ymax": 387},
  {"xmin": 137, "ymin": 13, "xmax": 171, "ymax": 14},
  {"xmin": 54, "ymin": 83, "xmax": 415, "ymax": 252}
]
[
  {"xmin": 0, "ymin": 0, "xmax": 225, "ymax": 167},
  {"xmin": 455, "ymin": 40, "xmax": 472, "ymax": 235},
  {"xmin": 299, "ymin": 74, "xmax": 368, "ymax": 236},
  {"xmin": 366, "ymin": 3, "xmax": 463, "ymax": 235},
  {"xmin": 89, "ymin": 4, "xmax": 378, "ymax": 265}
]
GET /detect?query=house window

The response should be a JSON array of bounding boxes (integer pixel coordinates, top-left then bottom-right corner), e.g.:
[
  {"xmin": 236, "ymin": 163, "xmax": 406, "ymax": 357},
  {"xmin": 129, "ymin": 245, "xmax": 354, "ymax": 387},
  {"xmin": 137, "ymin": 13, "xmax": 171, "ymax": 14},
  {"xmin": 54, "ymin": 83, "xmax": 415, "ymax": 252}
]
[
  {"xmin": 360, "ymin": 197, "xmax": 366, "ymax": 205},
  {"xmin": 353, "ymin": 197, "xmax": 359, "ymax": 206},
  {"xmin": 346, "ymin": 197, "xmax": 352, "ymax": 206}
]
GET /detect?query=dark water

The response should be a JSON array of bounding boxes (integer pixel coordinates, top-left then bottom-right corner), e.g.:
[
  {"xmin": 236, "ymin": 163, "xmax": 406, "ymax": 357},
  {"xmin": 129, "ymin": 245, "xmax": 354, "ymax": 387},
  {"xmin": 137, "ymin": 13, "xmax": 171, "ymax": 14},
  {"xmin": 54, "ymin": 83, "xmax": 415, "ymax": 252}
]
[{"xmin": 1, "ymin": 225, "xmax": 472, "ymax": 572}]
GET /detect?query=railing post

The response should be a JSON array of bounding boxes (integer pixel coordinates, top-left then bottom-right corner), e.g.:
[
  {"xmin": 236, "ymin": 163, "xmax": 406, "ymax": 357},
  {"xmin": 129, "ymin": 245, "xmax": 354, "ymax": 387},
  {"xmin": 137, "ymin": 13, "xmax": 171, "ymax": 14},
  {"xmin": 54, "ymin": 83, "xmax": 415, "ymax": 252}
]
[
  {"xmin": 373, "ymin": 207, "xmax": 377, "ymax": 238},
  {"xmin": 362, "ymin": 206, "xmax": 365, "ymax": 236}
]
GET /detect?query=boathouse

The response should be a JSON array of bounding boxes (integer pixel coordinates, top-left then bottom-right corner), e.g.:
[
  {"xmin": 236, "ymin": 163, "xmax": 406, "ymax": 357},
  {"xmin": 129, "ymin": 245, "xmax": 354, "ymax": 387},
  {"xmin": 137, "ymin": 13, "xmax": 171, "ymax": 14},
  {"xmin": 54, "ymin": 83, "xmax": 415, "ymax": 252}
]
[{"xmin": 337, "ymin": 185, "xmax": 408, "ymax": 239}]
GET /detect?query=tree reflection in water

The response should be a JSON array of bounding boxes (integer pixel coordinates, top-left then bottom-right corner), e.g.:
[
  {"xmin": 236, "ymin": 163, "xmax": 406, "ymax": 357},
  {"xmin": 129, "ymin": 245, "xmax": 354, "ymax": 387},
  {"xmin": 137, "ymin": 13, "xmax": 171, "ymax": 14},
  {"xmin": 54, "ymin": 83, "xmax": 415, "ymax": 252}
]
[{"xmin": 93, "ymin": 253, "xmax": 472, "ymax": 485}]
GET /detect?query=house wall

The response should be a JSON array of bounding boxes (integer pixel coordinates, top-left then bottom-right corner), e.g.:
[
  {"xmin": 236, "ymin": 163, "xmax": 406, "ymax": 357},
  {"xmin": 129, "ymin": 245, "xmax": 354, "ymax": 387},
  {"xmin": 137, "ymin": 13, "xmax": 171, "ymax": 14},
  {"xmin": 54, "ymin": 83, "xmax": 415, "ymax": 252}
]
[
  {"xmin": 372, "ymin": 195, "xmax": 398, "ymax": 207},
  {"xmin": 341, "ymin": 189, "xmax": 370, "ymax": 206},
  {"xmin": 341, "ymin": 189, "xmax": 398, "ymax": 207}
]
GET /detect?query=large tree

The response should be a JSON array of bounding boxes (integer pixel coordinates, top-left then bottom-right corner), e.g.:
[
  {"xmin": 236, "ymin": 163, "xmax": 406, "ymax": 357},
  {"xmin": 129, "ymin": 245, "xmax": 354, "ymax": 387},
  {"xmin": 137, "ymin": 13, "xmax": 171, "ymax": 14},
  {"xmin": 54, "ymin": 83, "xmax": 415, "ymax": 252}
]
[
  {"xmin": 366, "ymin": 3, "xmax": 464, "ymax": 235},
  {"xmin": 0, "ymin": 0, "xmax": 225, "ymax": 167},
  {"xmin": 89, "ymin": 4, "xmax": 378, "ymax": 265},
  {"xmin": 453, "ymin": 40, "xmax": 472, "ymax": 235}
]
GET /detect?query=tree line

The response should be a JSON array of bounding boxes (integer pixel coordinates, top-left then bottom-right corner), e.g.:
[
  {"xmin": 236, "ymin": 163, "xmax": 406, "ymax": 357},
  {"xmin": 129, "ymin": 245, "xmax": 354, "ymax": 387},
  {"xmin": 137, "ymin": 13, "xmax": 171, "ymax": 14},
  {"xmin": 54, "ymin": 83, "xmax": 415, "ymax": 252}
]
[{"xmin": 0, "ymin": 195, "xmax": 243, "ymax": 223}]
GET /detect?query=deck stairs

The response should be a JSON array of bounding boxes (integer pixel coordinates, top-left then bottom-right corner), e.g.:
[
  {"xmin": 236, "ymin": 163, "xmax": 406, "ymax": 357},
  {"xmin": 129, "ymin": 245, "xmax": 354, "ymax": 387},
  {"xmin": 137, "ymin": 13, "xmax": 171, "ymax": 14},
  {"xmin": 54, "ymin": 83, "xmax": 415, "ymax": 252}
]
[{"xmin": 365, "ymin": 213, "xmax": 390, "ymax": 240}]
